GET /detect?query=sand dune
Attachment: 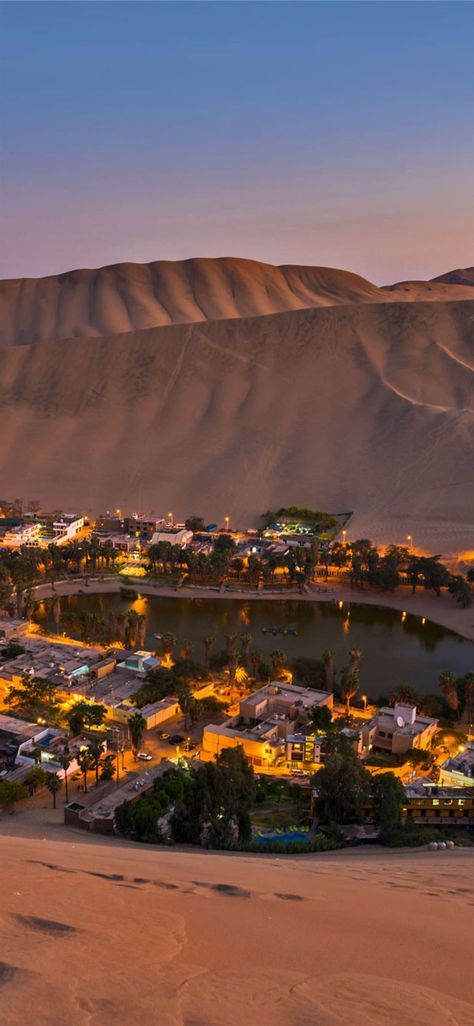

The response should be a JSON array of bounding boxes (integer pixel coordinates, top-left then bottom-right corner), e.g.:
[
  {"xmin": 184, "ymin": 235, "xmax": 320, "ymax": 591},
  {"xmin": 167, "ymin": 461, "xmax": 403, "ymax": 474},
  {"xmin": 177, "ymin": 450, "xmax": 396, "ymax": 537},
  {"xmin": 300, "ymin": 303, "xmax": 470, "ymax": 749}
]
[
  {"xmin": 1, "ymin": 830, "xmax": 473, "ymax": 1026},
  {"xmin": 1, "ymin": 256, "xmax": 473, "ymax": 347},
  {"xmin": 0, "ymin": 298, "xmax": 472, "ymax": 539}
]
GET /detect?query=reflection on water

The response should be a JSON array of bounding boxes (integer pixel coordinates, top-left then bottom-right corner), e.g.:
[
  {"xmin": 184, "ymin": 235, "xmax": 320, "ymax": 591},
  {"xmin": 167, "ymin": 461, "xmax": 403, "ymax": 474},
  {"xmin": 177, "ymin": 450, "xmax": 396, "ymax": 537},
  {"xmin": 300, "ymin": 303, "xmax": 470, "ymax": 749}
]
[{"xmin": 40, "ymin": 593, "xmax": 474, "ymax": 698}]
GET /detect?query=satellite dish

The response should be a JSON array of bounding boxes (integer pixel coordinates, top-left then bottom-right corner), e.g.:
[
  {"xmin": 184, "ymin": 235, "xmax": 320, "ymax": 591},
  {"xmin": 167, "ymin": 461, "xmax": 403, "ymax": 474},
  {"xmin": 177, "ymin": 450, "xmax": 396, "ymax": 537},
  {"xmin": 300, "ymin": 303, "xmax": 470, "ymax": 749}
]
[{"xmin": 396, "ymin": 715, "xmax": 405, "ymax": 728}]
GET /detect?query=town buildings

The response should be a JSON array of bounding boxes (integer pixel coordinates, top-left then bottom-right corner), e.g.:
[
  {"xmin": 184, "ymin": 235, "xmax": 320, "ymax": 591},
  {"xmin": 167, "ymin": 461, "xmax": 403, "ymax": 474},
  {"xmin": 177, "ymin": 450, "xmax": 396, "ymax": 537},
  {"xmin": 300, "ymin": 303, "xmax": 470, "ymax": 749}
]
[
  {"xmin": 360, "ymin": 703, "xmax": 438, "ymax": 756},
  {"xmin": 203, "ymin": 682, "xmax": 333, "ymax": 768}
]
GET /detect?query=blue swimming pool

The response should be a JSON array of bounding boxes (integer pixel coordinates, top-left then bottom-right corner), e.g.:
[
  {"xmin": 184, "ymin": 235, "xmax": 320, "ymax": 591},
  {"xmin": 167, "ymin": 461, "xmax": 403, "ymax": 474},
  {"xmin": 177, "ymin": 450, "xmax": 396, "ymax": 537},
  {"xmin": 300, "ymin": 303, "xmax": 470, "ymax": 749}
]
[{"xmin": 256, "ymin": 831, "xmax": 309, "ymax": 844}]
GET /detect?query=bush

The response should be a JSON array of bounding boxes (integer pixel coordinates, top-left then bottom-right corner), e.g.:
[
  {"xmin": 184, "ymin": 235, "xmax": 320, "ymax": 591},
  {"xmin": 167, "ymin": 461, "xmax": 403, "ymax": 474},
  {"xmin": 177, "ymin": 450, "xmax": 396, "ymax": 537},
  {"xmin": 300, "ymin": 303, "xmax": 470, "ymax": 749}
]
[{"xmin": 0, "ymin": 780, "xmax": 28, "ymax": 806}]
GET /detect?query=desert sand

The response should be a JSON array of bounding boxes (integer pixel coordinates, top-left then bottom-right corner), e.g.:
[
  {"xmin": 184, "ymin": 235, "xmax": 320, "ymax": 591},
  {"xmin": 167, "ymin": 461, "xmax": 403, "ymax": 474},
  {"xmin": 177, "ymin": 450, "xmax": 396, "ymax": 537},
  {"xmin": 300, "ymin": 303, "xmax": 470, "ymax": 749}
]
[
  {"xmin": 1, "ymin": 256, "xmax": 474, "ymax": 347},
  {"xmin": 0, "ymin": 258, "xmax": 472, "ymax": 553},
  {"xmin": 1, "ymin": 820, "xmax": 473, "ymax": 1026}
]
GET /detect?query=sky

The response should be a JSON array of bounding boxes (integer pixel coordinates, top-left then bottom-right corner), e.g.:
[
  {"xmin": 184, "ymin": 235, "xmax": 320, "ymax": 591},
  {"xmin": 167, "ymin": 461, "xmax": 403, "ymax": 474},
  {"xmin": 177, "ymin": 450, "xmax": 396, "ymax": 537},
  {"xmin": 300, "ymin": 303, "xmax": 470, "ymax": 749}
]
[{"xmin": 1, "ymin": 0, "xmax": 473, "ymax": 283}]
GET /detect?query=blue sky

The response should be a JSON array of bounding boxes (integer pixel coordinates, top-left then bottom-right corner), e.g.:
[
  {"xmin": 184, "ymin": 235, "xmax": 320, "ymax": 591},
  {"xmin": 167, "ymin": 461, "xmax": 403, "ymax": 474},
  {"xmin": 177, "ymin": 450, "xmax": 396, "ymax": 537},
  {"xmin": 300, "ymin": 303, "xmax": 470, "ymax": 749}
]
[{"xmin": 1, "ymin": 1, "xmax": 473, "ymax": 281}]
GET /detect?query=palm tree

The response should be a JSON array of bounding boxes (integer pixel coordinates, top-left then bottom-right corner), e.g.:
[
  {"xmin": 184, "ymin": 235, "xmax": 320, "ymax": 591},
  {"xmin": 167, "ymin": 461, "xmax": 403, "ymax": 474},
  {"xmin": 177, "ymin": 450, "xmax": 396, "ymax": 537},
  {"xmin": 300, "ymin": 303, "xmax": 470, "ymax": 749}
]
[
  {"xmin": 160, "ymin": 632, "xmax": 176, "ymax": 661},
  {"xmin": 202, "ymin": 634, "xmax": 215, "ymax": 667},
  {"xmin": 270, "ymin": 650, "xmax": 286, "ymax": 678},
  {"xmin": 225, "ymin": 633, "xmax": 238, "ymax": 657},
  {"xmin": 389, "ymin": 684, "xmax": 420, "ymax": 708},
  {"xmin": 88, "ymin": 738, "xmax": 106, "ymax": 785},
  {"xmin": 240, "ymin": 633, "xmax": 253, "ymax": 668},
  {"xmin": 128, "ymin": 712, "xmax": 147, "ymax": 759},
  {"xmin": 78, "ymin": 749, "xmax": 93, "ymax": 793},
  {"xmin": 52, "ymin": 593, "xmax": 61, "ymax": 632},
  {"xmin": 438, "ymin": 671, "xmax": 459, "ymax": 715},
  {"xmin": 463, "ymin": 673, "xmax": 474, "ymax": 731},
  {"xmin": 341, "ymin": 669, "xmax": 359, "ymax": 714},
  {"xmin": 348, "ymin": 647, "xmax": 363, "ymax": 677},
  {"xmin": 180, "ymin": 639, "xmax": 193, "ymax": 659},
  {"xmin": 249, "ymin": 649, "xmax": 261, "ymax": 680},
  {"xmin": 136, "ymin": 614, "xmax": 147, "ymax": 649},
  {"xmin": 323, "ymin": 649, "xmax": 335, "ymax": 692},
  {"xmin": 45, "ymin": 773, "xmax": 61, "ymax": 809},
  {"xmin": 58, "ymin": 751, "xmax": 72, "ymax": 803}
]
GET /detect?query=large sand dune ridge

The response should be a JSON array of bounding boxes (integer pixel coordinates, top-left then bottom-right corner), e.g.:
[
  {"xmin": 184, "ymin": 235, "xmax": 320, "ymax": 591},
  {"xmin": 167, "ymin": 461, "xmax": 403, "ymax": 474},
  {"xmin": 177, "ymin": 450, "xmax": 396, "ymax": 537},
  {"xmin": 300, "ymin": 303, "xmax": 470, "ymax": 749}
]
[
  {"xmin": 0, "ymin": 256, "xmax": 473, "ymax": 550},
  {"xmin": 1, "ymin": 256, "xmax": 474, "ymax": 347},
  {"xmin": 0, "ymin": 298, "xmax": 472, "ymax": 534}
]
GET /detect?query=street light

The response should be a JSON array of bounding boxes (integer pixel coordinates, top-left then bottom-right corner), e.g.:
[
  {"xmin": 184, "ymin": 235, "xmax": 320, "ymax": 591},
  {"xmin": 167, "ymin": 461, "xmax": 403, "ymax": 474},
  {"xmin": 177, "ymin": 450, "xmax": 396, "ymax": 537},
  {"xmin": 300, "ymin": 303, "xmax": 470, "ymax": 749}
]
[
  {"xmin": 225, "ymin": 516, "xmax": 230, "ymax": 531},
  {"xmin": 362, "ymin": 694, "xmax": 367, "ymax": 712},
  {"xmin": 168, "ymin": 511, "xmax": 173, "ymax": 524},
  {"xmin": 407, "ymin": 534, "xmax": 413, "ymax": 547},
  {"xmin": 342, "ymin": 530, "xmax": 347, "ymax": 542}
]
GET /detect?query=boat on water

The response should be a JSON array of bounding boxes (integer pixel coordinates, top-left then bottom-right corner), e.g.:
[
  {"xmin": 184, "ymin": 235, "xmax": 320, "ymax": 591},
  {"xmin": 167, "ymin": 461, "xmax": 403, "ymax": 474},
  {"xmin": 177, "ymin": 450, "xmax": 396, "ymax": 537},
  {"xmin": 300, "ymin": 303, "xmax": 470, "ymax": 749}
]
[{"xmin": 261, "ymin": 626, "xmax": 299, "ymax": 637}]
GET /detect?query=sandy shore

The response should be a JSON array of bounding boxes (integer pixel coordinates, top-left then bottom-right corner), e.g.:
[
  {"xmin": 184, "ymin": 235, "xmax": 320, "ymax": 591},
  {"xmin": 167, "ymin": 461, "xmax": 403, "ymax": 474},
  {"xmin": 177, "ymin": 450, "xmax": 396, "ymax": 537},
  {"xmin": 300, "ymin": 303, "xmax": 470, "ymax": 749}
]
[
  {"xmin": 1, "ymin": 815, "xmax": 473, "ymax": 1026},
  {"xmin": 32, "ymin": 575, "xmax": 474, "ymax": 642}
]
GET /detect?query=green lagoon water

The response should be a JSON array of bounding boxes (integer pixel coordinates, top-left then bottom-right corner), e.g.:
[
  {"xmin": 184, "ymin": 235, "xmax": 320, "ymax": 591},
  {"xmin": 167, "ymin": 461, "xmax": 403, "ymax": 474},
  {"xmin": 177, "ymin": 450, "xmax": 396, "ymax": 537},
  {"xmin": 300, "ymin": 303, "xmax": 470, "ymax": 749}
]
[{"xmin": 40, "ymin": 592, "xmax": 474, "ymax": 699}]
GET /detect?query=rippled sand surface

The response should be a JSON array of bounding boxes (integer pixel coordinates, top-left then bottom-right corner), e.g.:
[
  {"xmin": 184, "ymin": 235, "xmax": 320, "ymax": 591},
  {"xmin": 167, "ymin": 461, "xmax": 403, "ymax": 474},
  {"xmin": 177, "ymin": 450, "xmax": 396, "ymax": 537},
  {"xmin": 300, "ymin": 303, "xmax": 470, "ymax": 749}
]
[{"xmin": 1, "ymin": 833, "xmax": 473, "ymax": 1026}]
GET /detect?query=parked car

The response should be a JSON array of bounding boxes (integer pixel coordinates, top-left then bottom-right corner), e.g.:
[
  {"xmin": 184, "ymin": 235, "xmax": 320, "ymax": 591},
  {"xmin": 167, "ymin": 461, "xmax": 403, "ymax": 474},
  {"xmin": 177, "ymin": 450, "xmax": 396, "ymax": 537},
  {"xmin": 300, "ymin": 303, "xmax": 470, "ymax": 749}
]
[
  {"xmin": 168, "ymin": 734, "xmax": 185, "ymax": 745},
  {"xmin": 137, "ymin": 752, "xmax": 152, "ymax": 761},
  {"xmin": 159, "ymin": 731, "xmax": 170, "ymax": 740},
  {"xmin": 291, "ymin": 769, "xmax": 308, "ymax": 777}
]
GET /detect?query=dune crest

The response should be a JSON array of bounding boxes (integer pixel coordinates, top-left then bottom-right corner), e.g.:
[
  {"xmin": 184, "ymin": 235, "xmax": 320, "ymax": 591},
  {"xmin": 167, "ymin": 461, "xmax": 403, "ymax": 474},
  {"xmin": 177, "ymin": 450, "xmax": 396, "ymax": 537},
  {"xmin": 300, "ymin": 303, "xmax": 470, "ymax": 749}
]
[{"xmin": 1, "ymin": 256, "xmax": 473, "ymax": 347}]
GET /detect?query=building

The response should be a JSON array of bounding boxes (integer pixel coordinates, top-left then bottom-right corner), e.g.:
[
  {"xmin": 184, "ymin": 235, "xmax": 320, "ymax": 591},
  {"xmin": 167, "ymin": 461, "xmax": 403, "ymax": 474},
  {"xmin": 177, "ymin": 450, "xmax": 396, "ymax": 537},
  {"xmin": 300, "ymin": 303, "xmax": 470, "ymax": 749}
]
[
  {"xmin": 125, "ymin": 515, "xmax": 166, "ymax": 542},
  {"xmin": 403, "ymin": 780, "xmax": 474, "ymax": 828},
  {"xmin": 0, "ymin": 618, "xmax": 29, "ymax": 641},
  {"xmin": 203, "ymin": 682, "xmax": 333, "ymax": 768},
  {"xmin": 360, "ymin": 703, "xmax": 438, "ymax": 757},
  {"xmin": 53, "ymin": 514, "xmax": 84, "ymax": 543},
  {"xmin": 150, "ymin": 527, "xmax": 193, "ymax": 548},
  {"xmin": 439, "ymin": 742, "xmax": 474, "ymax": 788},
  {"xmin": 2, "ymin": 521, "xmax": 42, "ymax": 546}
]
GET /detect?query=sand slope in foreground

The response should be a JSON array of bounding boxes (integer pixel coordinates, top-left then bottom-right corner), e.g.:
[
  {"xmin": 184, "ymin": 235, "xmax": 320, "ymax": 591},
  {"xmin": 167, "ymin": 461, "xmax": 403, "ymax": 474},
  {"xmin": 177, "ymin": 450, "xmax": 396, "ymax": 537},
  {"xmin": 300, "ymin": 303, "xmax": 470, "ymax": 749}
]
[{"xmin": 1, "ymin": 832, "xmax": 473, "ymax": 1026}]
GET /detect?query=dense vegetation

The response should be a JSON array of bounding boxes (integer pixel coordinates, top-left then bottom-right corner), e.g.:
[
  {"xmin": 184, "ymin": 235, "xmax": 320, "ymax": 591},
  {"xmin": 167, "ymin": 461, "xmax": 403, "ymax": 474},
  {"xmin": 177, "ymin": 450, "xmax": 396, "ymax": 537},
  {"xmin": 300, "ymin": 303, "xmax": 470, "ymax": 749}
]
[{"xmin": 115, "ymin": 747, "xmax": 255, "ymax": 847}]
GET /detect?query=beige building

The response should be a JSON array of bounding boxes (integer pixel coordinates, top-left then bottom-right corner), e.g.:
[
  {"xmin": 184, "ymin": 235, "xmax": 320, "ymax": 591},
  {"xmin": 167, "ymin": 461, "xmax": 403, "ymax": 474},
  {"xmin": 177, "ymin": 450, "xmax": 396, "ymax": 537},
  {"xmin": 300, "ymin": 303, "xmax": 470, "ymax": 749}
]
[
  {"xmin": 203, "ymin": 682, "xmax": 333, "ymax": 768},
  {"xmin": 360, "ymin": 703, "xmax": 438, "ymax": 756}
]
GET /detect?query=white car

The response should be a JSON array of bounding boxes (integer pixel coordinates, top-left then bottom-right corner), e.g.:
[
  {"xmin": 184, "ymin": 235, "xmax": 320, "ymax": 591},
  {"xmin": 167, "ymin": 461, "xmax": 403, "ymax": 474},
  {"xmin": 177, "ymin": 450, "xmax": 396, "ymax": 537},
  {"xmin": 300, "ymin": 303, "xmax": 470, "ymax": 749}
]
[{"xmin": 137, "ymin": 752, "xmax": 152, "ymax": 761}]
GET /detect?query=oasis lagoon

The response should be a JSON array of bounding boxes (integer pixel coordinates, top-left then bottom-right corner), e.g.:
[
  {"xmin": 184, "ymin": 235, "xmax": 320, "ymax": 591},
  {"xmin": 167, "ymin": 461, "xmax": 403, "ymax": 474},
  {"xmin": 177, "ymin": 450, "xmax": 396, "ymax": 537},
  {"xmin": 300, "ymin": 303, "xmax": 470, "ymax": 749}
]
[{"xmin": 39, "ymin": 593, "xmax": 474, "ymax": 699}]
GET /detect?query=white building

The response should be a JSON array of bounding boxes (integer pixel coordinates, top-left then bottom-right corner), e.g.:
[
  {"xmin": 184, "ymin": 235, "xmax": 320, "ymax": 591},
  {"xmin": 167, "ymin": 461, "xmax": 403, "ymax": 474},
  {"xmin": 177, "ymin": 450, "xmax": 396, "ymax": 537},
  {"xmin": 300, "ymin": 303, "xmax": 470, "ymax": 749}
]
[
  {"xmin": 53, "ymin": 514, "xmax": 84, "ymax": 543},
  {"xmin": 2, "ymin": 522, "xmax": 42, "ymax": 547}
]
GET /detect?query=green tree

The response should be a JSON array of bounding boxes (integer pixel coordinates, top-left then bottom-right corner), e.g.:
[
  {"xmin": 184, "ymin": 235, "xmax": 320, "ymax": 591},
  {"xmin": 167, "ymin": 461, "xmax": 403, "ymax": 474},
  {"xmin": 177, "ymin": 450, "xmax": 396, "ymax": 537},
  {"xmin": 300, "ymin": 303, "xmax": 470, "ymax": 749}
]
[
  {"xmin": 0, "ymin": 780, "xmax": 28, "ymax": 807},
  {"xmin": 128, "ymin": 712, "xmax": 147, "ymax": 759},
  {"xmin": 372, "ymin": 772, "xmax": 405, "ymax": 842},
  {"xmin": 58, "ymin": 751, "xmax": 72, "ymax": 803},
  {"xmin": 438, "ymin": 671, "xmax": 459, "ymax": 715},
  {"xmin": 389, "ymin": 684, "xmax": 420, "ymax": 708},
  {"xmin": 67, "ymin": 701, "xmax": 106, "ymax": 735},
  {"xmin": 314, "ymin": 747, "xmax": 371, "ymax": 825},
  {"xmin": 323, "ymin": 649, "xmax": 335, "ymax": 692},
  {"xmin": 78, "ymin": 749, "xmax": 93, "ymax": 793},
  {"xmin": 45, "ymin": 772, "xmax": 62, "ymax": 809},
  {"xmin": 310, "ymin": 705, "xmax": 333, "ymax": 733},
  {"xmin": 270, "ymin": 649, "xmax": 286, "ymax": 677},
  {"xmin": 341, "ymin": 668, "xmax": 359, "ymax": 714},
  {"xmin": 87, "ymin": 738, "xmax": 106, "ymax": 785},
  {"xmin": 25, "ymin": 766, "xmax": 47, "ymax": 795},
  {"xmin": 202, "ymin": 634, "xmax": 215, "ymax": 668}
]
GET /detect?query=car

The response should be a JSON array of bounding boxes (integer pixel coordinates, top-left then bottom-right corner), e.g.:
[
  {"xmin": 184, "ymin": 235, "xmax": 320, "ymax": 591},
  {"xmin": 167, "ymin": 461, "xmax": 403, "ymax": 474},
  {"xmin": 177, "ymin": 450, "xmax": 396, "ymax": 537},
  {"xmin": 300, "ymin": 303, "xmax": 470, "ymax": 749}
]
[
  {"xmin": 185, "ymin": 741, "xmax": 197, "ymax": 751},
  {"xmin": 291, "ymin": 769, "xmax": 308, "ymax": 777},
  {"xmin": 137, "ymin": 752, "xmax": 152, "ymax": 761},
  {"xmin": 159, "ymin": 731, "xmax": 170, "ymax": 740},
  {"xmin": 168, "ymin": 734, "xmax": 185, "ymax": 745}
]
